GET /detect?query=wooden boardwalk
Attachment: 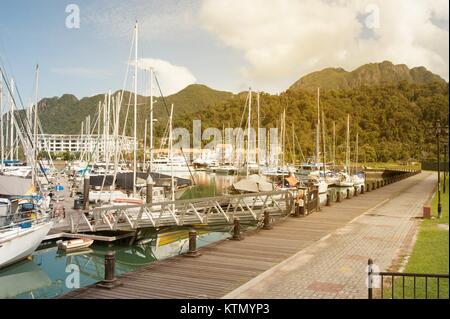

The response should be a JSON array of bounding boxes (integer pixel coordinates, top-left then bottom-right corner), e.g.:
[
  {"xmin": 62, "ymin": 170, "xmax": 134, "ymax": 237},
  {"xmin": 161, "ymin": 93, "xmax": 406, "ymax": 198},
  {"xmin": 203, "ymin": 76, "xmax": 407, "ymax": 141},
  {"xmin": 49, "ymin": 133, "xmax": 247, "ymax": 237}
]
[{"xmin": 61, "ymin": 171, "xmax": 422, "ymax": 299}]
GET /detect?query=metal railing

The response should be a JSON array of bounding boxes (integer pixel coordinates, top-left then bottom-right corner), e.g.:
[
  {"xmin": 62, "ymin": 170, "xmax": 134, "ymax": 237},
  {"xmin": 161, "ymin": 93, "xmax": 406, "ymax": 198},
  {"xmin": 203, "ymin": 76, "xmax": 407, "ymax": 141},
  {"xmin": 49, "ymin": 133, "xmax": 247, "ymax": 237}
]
[
  {"xmin": 368, "ymin": 259, "xmax": 449, "ymax": 299},
  {"xmin": 68, "ymin": 190, "xmax": 294, "ymax": 233}
]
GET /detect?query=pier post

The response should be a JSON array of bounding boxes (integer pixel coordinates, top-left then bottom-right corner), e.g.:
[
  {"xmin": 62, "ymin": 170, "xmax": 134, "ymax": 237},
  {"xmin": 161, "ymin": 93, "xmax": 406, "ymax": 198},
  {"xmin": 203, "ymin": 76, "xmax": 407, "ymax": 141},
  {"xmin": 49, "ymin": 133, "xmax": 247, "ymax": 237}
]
[
  {"xmin": 326, "ymin": 194, "xmax": 331, "ymax": 206},
  {"xmin": 98, "ymin": 251, "xmax": 121, "ymax": 289},
  {"xmin": 83, "ymin": 173, "xmax": 90, "ymax": 211},
  {"xmin": 231, "ymin": 217, "xmax": 243, "ymax": 241},
  {"xmin": 146, "ymin": 175, "xmax": 154, "ymax": 204},
  {"xmin": 262, "ymin": 211, "xmax": 273, "ymax": 230},
  {"xmin": 185, "ymin": 230, "xmax": 201, "ymax": 257},
  {"xmin": 316, "ymin": 189, "xmax": 320, "ymax": 212},
  {"xmin": 368, "ymin": 259, "xmax": 374, "ymax": 299}
]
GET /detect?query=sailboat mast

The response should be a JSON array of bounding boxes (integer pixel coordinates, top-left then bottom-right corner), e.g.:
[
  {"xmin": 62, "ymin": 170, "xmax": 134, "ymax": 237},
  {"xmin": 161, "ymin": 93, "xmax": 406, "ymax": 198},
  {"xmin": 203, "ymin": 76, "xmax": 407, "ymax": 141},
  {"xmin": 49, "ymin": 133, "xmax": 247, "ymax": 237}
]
[
  {"xmin": 169, "ymin": 103, "xmax": 175, "ymax": 202},
  {"xmin": 321, "ymin": 110, "xmax": 327, "ymax": 180},
  {"xmin": 257, "ymin": 91, "xmax": 260, "ymax": 173},
  {"xmin": 133, "ymin": 21, "xmax": 138, "ymax": 195},
  {"xmin": 149, "ymin": 67, "xmax": 154, "ymax": 173},
  {"xmin": 143, "ymin": 118, "xmax": 147, "ymax": 170},
  {"xmin": 246, "ymin": 88, "xmax": 252, "ymax": 177},
  {"xmin": 32, "ymin": 65, "xmax": 39, "ymax": 186},
  {"xmin": 9, "ymin": 78, "xmax": 14, "ymax": 161},
  {"xmin": 292, "ymin": 123, "xmax": 295, "ymax": 166},
  {"xmin": 346, "ymin": 114, "xmax": 350, "ymax": 174},
  {"xmin": 355, "ymin": 131, "xmax": 359, "ymax": 175},
  {"xmin": 316, "ymin": 87, "xmax": 320, "ymax": 168},
  {"xmin": 333, "ymin": 121, "xmax": 336, "ymax": 167}
]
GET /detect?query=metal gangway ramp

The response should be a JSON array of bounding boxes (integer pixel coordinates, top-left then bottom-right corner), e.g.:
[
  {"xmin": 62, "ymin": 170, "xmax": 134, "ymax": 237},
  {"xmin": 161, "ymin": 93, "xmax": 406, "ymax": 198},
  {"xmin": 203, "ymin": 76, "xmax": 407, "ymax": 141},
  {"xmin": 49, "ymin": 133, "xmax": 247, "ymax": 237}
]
[{"xmin": 67, "ymin": 190, "xmax": 294, "ymax": 233}]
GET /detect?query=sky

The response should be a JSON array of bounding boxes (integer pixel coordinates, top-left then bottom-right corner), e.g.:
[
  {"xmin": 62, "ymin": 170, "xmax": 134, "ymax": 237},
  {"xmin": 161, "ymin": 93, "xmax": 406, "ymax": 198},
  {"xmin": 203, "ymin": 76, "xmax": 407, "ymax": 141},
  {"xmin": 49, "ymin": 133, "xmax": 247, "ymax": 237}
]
[{"xmin": 0, "ymin": 0, "xmax": 448, "ymax": 104}]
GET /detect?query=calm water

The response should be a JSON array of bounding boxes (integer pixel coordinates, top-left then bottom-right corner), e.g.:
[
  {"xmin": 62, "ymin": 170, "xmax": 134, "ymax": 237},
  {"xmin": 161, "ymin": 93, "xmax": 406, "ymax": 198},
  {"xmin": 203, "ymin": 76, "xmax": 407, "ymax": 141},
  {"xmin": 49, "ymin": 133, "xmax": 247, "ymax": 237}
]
[{"xmin": 0, "ymin": 171, "xmax": 365, "ymax": 299}]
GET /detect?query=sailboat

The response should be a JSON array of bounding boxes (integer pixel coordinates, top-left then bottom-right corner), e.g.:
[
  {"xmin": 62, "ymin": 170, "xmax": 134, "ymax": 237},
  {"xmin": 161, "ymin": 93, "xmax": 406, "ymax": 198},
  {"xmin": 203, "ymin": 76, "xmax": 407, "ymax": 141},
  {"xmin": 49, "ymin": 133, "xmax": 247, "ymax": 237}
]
[
  {"xmin": 302, "ymin": 88, "xmax": 328, "ymax": 194},
  {"xmin": 335, "ymin": 114, "xmax": 354, "ymax": 187},
  {"xmin": 351, "ymin": 131, "xmax": 365, "ymax": 189},
  {"xmin": 0, "ymin": 65, "xmax": 53, "ymax": 270}
]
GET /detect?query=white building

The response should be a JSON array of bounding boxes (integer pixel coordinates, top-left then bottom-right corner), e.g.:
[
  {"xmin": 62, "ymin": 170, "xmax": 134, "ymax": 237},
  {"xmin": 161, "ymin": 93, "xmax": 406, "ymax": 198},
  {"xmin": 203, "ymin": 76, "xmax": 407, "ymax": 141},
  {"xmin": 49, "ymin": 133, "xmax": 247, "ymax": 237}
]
[{"xmin": 37, "ymin": 134, "xmax": 134, "ymax": 153}]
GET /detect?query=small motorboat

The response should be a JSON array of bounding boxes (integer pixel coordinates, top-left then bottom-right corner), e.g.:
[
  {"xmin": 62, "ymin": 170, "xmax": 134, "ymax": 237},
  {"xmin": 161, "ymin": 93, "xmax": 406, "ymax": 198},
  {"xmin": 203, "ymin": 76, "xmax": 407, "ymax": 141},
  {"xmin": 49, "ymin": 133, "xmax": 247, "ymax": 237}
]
[{"xmin": 57, "ymin": 238, "xmax": 94, "ymax": 251}]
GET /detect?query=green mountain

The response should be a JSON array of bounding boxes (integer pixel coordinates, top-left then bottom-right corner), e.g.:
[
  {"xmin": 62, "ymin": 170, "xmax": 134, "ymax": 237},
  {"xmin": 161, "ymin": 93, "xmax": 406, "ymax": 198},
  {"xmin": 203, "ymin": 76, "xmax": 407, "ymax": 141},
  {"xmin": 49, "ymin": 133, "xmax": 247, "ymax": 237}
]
[
  {"xmin": 32, "ymin": 84, "xmax": 234, "ymax": 135},
  {"xmin": 7, "ymin": 61, "xmax": 449, "ymax": 163},
  {"xmin": 289, "ymin": 61, "xmax": 446, "ymax": 91}
]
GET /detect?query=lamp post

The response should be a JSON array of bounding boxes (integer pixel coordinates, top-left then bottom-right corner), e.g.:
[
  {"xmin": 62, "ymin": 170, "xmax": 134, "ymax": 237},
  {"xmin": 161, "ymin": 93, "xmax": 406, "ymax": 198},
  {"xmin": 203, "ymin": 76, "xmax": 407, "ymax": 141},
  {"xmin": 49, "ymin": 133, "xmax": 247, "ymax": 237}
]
[
  {"xmin": 437, "ymin": 120, "xmax": 441, "ymax": 218},
  {"xmin": 444, "ymin": 142, "xmax": 448, "ymax": 194}
]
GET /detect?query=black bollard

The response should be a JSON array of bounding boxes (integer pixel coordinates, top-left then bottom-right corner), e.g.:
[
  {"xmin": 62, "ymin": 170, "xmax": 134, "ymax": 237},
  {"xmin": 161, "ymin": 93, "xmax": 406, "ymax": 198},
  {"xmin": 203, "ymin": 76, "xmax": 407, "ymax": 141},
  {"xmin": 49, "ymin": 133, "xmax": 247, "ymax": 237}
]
[
  {"xmin": 185, "ymin": 230, "xmax": 201, "ymax": 257},
  {"xmin": 337, "ymin": 191, "xmax": 342, "ymax": 202},
  {"xmin": 262, "ymin": 211, "xmax": 273, "ymax": 230},
  {"xmin": 97, "ymin": 251, "xmax": 121, "ymax": 289},
  {"xmin": 361, "ymin": 185, "xmax": 365, "ymax": 194},
  {"xmin": 366, "ymin": 183, "xmax": 370, "ymax": 192},
  {"xmin": 231, "ymin": 217, "xmax": 243, "ymax": 241},
  {"xmin": 346, "ymin": 188, "xmax": 351, "ymax": 199},
  {"xmin": 354, "ymin": 186, "xmax": 358, "ymax": 196},
  {"xmin": 83, "ymin": 173, "xmax": 90, "ymax": 211},
  {"xmin": 372, "ymin": 182, "xmax": 376, "ymax": 190}
]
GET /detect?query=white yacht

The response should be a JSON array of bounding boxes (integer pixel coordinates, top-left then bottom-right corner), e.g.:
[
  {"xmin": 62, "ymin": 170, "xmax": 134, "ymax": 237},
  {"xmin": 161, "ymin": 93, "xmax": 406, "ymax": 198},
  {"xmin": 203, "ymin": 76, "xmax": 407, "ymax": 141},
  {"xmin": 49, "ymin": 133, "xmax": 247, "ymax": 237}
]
[
  {"xmin": 0, "ymin": 200, "xmax": 53, "ymax": 269},
  {"xmin": 151, "ymin": 156, "xmax": 191, "ymax": 174}
]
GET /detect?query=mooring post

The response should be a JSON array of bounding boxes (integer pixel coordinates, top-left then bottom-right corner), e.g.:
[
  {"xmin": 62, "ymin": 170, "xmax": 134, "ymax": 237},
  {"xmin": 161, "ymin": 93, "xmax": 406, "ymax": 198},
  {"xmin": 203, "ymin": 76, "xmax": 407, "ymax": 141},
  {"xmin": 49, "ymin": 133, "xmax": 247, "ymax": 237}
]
[
  {"xmin": 98, "ymin": 251, "xmax": 121, "ymax": 289},
  {"xmin": 83, "ymin": 173, "xmax": 90, "ymax": 211},
  {"xmin": 316, "ymin": 188, "xmax": 320, "ymax": 211},
  {"xmin": 262, "ymin": 211, "xmax": 273, "ymax": 230},
  {"xmin": 185, "ymin": 230, "xmax": 201, "ymax": 257},
  {"xmin": 368, "ymin": 258, "xmax": 374, "ymax": 299},
  {"xmin": 231, "ymin": 217, "xmax": 243, "ymax": 240}
]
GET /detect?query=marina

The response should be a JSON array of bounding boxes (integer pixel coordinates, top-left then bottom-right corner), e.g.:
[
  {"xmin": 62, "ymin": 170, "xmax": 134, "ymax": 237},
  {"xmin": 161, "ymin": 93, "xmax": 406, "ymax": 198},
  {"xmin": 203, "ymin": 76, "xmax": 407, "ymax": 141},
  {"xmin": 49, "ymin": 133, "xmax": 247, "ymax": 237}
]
[{"xmin": 0, "ymin": 1, "xmax": 448, "ymax": 305}]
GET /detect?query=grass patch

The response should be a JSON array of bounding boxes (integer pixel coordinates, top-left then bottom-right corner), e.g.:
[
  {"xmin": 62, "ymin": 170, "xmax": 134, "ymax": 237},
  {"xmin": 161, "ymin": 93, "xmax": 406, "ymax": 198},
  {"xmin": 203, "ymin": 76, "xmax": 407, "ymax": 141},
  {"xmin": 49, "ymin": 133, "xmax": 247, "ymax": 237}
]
[{"xmin": 383, "ymin": 176, "xmax": 449, "ymax": 299}]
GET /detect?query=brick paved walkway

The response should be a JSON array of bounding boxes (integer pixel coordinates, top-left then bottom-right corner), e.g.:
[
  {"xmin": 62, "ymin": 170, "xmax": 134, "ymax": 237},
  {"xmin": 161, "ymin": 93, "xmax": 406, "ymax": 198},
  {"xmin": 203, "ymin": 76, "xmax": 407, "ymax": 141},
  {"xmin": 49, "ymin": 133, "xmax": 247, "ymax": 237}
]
[{"xmin": 224, "ymin": 172, "xmax": 437, "ymax": 299}]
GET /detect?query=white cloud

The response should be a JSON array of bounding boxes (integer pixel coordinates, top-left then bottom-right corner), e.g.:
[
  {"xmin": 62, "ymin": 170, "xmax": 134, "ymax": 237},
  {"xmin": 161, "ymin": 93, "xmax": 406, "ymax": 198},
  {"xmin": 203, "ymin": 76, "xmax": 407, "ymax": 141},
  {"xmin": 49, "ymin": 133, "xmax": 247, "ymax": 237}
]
[
  {"xmin": 200, "ymin": 0, "xmax": 449, "ymax": 92},
  {"xmin": 131, "ymin": 58, "xmax": 197, "ymax": 95}
]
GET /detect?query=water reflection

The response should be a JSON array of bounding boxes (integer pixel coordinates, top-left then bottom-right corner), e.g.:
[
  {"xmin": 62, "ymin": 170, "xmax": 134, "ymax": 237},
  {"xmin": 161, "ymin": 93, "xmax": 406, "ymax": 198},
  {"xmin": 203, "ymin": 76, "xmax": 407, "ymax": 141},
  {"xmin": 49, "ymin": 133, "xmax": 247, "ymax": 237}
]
[{"xmin": 0, "ymin": 227, "xmax": 231, "ymax": 299}]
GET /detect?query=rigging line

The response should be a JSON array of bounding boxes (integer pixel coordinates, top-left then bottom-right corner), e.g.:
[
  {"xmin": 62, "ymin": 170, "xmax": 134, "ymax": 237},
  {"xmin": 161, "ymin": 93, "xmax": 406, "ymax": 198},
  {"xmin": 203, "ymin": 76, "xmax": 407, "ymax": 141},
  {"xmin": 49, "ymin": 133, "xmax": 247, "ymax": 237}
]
[
  {"xmin": 0, "ymin": 67, "xmax": 49, "ymax": 185},
  {"xmin": 153, "ymin": 73, "xmax": 196, "ymax": 185}
]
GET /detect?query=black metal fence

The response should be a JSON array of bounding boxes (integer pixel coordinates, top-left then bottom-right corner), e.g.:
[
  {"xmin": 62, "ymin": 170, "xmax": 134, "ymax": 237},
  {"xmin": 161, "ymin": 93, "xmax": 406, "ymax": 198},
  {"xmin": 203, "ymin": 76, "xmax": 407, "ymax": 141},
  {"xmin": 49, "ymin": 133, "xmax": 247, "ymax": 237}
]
[{"xmin": 368, "ymin": 259, "xmax": 449, "ymax": 299}]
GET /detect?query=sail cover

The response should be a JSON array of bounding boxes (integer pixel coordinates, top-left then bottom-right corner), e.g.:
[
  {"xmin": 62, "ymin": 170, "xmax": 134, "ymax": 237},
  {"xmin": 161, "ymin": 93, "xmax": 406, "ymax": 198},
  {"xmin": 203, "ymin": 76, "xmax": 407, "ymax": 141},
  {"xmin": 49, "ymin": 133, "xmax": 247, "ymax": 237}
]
[{"xmin": 0, "ymin": 175, "xmax": 33, "ymax": 196}]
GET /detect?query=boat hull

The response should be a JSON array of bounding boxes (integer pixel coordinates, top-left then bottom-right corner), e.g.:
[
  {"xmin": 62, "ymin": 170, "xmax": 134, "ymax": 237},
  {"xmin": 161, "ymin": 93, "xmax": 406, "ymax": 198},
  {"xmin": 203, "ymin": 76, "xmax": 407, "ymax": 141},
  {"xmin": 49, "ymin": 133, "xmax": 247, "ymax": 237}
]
[{"xmin": 0, "ymin": 221, "xmax": 53, "ymax": 269}]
